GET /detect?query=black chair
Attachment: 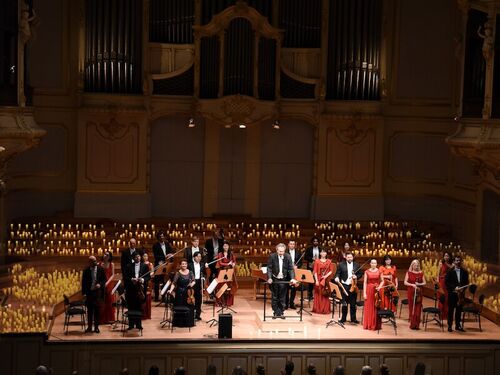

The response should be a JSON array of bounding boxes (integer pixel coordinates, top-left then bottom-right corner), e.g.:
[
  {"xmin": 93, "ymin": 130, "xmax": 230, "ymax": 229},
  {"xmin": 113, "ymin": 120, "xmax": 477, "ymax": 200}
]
[
  {"xmin": 122, "ymin": 309, "xmax": 143, "ymax": 336},
  {"xmin": 462, "ymin": 294, "xmax": 485, "ymax": 331},
  {"xmin": 63, "ymin": 295, "xmax": 86, "ymax": 334},
  {"xmin": 463, "ymin": 284, "xmax": 477, "ymax": 306},
  {"xmin": 423, "ymin": 294, "xmax": 445, "ymax": 331},
  {"xmin": 172, "ymin": 305, "xmax": 194, "ymax": 332},
  {"xmin": 377, "ymin": 308, "xmax": 397, "ymax": 335},
  {"xmin": 398, "ymin": 298, "xmax": 409, "ymax": 319}
]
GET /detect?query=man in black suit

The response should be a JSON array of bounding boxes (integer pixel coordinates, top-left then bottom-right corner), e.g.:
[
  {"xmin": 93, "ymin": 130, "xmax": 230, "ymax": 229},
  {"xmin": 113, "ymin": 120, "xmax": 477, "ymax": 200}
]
[
  {"xmin": 267, "ymin": 243, "xmax": 297, "ymax": 318},
  {"xmin": 204, "ymin": 229, "xmax": 224, "ymax": 281},
  {"xmin": 121, "ymin": 237, "xmax": 138, "ymax": 274},
  {"xmin": 183, "ymin": 236, "xmax": 206, "ymax": 265},
  {"xmin": 188, "ymin": 251, "xmax": 207, "ymax": 320},
  {"xmin": 285, "ymin": 239, "xmax": 302, "ymax": 309},
  {"xmin": 124, "ymin": 252, "xmax": 151, "ymax": 330},
  {"xmin": 445, "ymin": 255, "xmax": 470, "ymax": 332},
  {"xmin": 152, "ymin": 231, "xmax": 174, "ymax": 302},
  {"xmin": 335, "ymin": 251, "xmax": 363, "ymax": 324},
  {"xmin": 304, "ymin": 236, "xmax": 321, "ymax": 300},
  {"xmin": 81, "ymin": 255, "xmax": 106, "ymax": 333}
]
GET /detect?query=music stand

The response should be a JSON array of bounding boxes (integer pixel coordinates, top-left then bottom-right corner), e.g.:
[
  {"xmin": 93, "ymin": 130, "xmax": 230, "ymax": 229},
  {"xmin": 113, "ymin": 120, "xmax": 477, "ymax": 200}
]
[
  {"xmin": 326, "ymin": 282, "xmax": 345, "ymax": 329},
  {"xmin": 110, "ymin": 279, "xmax": 125, "ymax": 330},
  {"xmin": 154, "ymin": 263, "xmax": 172, "ymax": 306},
  {"xmin": 216, "ymin": 269, "xmax": 236, "ymax": 314},
  {"xmin": 294, "ymin": 269, "xmax": 314, "ymax": 316},
  {"xmin": 206, "ymin": 278, "xmax": 219, "ymax": 327}
]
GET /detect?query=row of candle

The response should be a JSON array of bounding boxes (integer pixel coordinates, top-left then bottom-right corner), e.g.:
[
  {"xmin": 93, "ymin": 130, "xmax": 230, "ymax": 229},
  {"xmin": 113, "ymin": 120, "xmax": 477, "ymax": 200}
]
[{"xmin": 0, "ymin": 306, "xmax": 49, "ymax": 333}]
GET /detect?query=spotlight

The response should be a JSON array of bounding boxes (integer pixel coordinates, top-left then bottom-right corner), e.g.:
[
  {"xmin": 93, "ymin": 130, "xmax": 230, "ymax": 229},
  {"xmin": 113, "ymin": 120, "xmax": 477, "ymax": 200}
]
[
  {"xmin": 238, "ymin": 123, "xmax": 246, "ymax": 129},
  {"xmin": 188, "ymin": 118, "xmax": 195, "ymax": 128},
  {"xmin": 272, "ymin": 120, "xmax": 280, "ymax": 130},
  {"xmin": 453, "ymin": 116, "xmax": 460, "ymax": 122}
]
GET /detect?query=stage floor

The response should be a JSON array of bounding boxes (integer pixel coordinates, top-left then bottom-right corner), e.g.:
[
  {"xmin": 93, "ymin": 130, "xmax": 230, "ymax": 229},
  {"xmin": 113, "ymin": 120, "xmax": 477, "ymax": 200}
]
[{"xmin": 48, "ymin": 290, "xmax": 499, "ymax": 342}]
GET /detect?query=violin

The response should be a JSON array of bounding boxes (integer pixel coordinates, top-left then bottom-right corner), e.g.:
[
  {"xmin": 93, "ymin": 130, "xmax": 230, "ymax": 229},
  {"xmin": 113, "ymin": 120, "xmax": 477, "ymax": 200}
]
[
  {"xmin": 350, "ymin": 259, "xmax": 370, "ymax": 293},
  {"xmin": 456, "ymin": 284, "xmax": 472, "ymax": 306},
  {"xmin": 187, "ymin": 287, "xmax": 195, "ymax": 305},
  {"xmin": 135, "ymin": 281, "xmax": 145, "ymax": 301},
  {"xmin": 375, "ymin": 289, "xmax": 382, "ymax": 309}
]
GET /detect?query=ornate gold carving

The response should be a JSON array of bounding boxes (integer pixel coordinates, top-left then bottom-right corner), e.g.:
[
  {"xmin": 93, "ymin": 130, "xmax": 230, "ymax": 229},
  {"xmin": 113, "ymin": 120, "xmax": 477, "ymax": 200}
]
[
  {"xmin": 335, "ymin": 117, "xmax": 368, "ymax": 145},
  {"xmin": 92, "ymin": 118, "xmax": 131, "ymax": 141}
]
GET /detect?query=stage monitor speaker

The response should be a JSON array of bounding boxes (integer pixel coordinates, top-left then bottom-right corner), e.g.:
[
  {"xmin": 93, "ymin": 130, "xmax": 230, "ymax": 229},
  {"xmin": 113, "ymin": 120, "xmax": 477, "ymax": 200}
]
[{"xmin": 218, "ymin": 313, "xmax": 232, "ymax": 339}]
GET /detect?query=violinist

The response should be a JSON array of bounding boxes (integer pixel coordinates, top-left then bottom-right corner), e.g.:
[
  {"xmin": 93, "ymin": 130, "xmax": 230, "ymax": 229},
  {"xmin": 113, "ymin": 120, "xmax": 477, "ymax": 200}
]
[
  {"xmin": 362, "ymin": 258, "xmax": 382, "ymax": 330},
  {"xmin": 438, "ymin": 251, "xmax": 454, "ymax": 322},
  {"xmin": 404, "ymin": 259, "xmax": 426, "ymax": 330},
  {"xmin": 312, "ymin": 248, "xmax": 334, "ymax": 314},
  {"xmin": 205, "ymin": 229, "xmax": 224, "ymax": 282},
  {"xmin": 215, "ymin": 240, "xmax": 237, "ymax": 307},
  {"xmin": 183, "ymin": 236, "xmax": 206, "ymax": 266},
  {"xmin": 445, "ymin": 255, "xmax": 469, "ymax": 332},
  {"xmin": 335, "ymin": 252, "xmax": 363, "ymax": 324},
  {"xmin": 188, "ymin": 251, "xmax": 206, "ymax": 320},
  {"xmin": 285, "ymin": 239, "xmax": 302, "ymax": 309},
  {"xmin": 124, "ymin": 251, "xmax": 150, "ymax": 330},
  {"xmin": 168, "ymin": 259, "xmax": 195, "ymax": 308},
  {"xmin": 379, "ymin": 254, "xmax": 398, "ymax": 312},
  {"xmin": 152, "ymin": 231, "xmax": 174, "ymax": 302}
]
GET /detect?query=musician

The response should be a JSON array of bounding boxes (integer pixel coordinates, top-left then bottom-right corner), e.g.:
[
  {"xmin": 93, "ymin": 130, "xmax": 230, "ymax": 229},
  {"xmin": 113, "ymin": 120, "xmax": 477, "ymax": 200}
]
[
  {"xmin": 215, "ymin": 240, "xmax": 237, "ymax": 307},
  {"xmin": 183, "ymin": 236, "xmax": 206, "ymax": 265},
  {"xmin": 152, "ymin": 231, "xmax": 174, "ymax": 302},
  {"xmin": 338, "ymin": 242, "xmax": 350, "ymax": 263},
  {"xmin": 404, "ymin": 259, "xmax": 426, "ymax": 330},
  {"xmin": 141, "ymin": 252, "xmax": 154, "ymax": 319},
  {"xmin": 445, "ymin": 255, "xmax": 469, "ymax": 332},
  {"xmin": 304, "ymin": 236, "xmax": 322, "ymax": 300},
  {"xmin": 362, "ymin": 258, "xmax": 382, "ymax": 330},
  {"xmin": 124, "ymin": 252, "xmax": 151, "ymax": 330},
  {"xmin": 168, "ymin": 259, "xmax": 195, "ymax": 307},
  {"xmin": 285, "ymin": 239, "xmax": 302, "ymax": 309},
  {"xmin": 266, "ymin": 243, "xmax": 296, "ymax": 318},
  {"xmin": 438, "ymin": 251, "xmax": 454, "ymax": 322},
  {"xmin": 121, "ymin": 237, "xmax": 138, "ymax": 274},
  {"xmin": 205, "ymin": 229, "xmax": 224, "ymax": 281},
  {"xmin": 188, "ymin": 251, "xmax": 206, "ymax": 320},
  {"xmin": 98, "ymin": 251, "xmax": 115, "ymax": 324},
  {"xmin": 81, "ymin": 255, "xmax": 106, "ymax": 333},
  {"xmin": 313, "ymin": 248, "xmax": 335, "ymax": 314},
  {"xmin": 335, "ymin": 251, "xmax": 363, "ymax": 324},
  {"xmin": 379, "ymin": 254, "xmax": 398, "ymax": 312}
]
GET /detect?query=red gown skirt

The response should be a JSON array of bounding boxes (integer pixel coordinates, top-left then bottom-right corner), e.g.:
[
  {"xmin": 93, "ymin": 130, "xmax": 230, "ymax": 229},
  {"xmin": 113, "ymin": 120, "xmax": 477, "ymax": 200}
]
[
  {"xmin": 438, "ymin": 263, "xmax": 450, "ymax": 320},
  {"xmin": 363, "ymin": 270, "xmax": 381, "ymax": 330},
  {"xmin": 99, "ymin": 265, "xmax": 115, "ymax": 324},
  {"xmin": 407, "ymin": 271, "xmax": 424, "ymax": 329},
  {"xmin": 312, "ymin": 259, "xmax": 333, "ymax": 314}
]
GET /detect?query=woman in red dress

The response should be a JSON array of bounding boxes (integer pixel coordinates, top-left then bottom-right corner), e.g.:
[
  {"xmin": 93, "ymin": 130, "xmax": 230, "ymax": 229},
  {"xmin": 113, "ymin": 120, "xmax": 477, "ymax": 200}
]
[
  {"xmin": 141, "ymin": 252, "xmax": 154, "ymax": 319},
  {"xmin": 363, "ymin": 258, "xmax": 382, "ymax": 330},
  {"xmin": 379, "ymin": 254, "xmax": 398, "ymax": 312},
  {"xmin": 215, "ymin": 241, "xmax": 237, "ymax": 307},
  {"xmin": 312, "ymin": 248, "xmax": 335, "ymax": 314},
  {"xmin": 98, "ymin": 251, "xmax": 115, "ymax": 324},
  {"xmin": 438, "ymin": 251, "xmax": 453, "ymax": 321},
  {"xmin": 404, "ymin": 259, "xmax": 427, "ymax": 330}
]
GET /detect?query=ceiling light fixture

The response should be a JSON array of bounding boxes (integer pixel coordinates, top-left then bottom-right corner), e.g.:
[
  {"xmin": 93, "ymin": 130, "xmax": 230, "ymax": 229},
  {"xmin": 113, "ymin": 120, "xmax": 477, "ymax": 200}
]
[{"xmin": 238, "ymin": 123, "xmax": 246, "ymax": 129}]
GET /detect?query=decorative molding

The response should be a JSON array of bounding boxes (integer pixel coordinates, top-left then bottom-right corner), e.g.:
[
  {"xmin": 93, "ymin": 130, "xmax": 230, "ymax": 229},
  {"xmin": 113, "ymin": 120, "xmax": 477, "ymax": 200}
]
[
  {"xmin": 335, "ymin": 117, "xmax": 369, "ymax": 146},
  {"xmin": 91, "ymin": 118, "xmax": 133, "ymax": 141}
]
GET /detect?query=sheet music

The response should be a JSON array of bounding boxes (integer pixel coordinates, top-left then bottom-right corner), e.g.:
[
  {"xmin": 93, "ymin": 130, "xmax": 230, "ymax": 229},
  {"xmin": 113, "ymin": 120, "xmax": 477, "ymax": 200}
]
[
  {"xmin": 111, "ymin": 279, "xmax": 121, "ymax": 294},
  {"xmin": 261, "ymin": 266, "xmax": 267, "ymax": 274},
  {"xmin": 206, "ymin": 278, "xmax": 218, "ymax": 294},
  {"xmin": 160, "ymin": 280, "xmax": 171, "ymax": 296}
]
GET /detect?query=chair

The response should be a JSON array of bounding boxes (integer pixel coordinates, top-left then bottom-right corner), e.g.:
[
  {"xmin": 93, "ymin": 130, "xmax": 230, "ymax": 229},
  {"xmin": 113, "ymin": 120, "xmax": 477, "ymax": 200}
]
[
  {"xmin": 462, "ymin": 294, "xmax": 485, "ymax": 331},
  {"xmin": 422, "ymin": 294, "xmax": 445, "ymax": 331},
  {"xmin": 63, "ymin": 295, "xmax": 86, "ymax": 334},
  {"xmin": 122, "ymin": 309, "xmax": 143, "ymax": 336},
  {"xmin": 398, "ymin": 298, "xmax": 409, "ymax": 319},
  {"xmin": 171, "ymin": 306, "xmax": 193, "ymax": 332},
  {"xmin": 377, "ymin": 309, "xmax": 397, "ymax": 335}
]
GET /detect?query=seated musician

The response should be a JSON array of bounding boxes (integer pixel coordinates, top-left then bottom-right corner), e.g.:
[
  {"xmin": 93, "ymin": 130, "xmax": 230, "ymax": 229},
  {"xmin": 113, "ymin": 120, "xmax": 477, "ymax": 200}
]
[
  {"xmin": 445, "ymin": 255, "xmax": 469, "ymax": 332},
  {"xmin": 312, "ymin": 248, "xmax": 335, "ymax": 314},
  {"xmin": 215, "ymin": 240, "xmax": 237, "ymax": 307},
  {"xmin": 124, "ymin": 252, "xmax": 151, "ymax": 330},
  {"xmin": 188, "ymin": 251, "xmax": 206, "ymax": 321},
  {"xmin": 266, "ymin": 243, "xmax": 296, "ymax": 319}
]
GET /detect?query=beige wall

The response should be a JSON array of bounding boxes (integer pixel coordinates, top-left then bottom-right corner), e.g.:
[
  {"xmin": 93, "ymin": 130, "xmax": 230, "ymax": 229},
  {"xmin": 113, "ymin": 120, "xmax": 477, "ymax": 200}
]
[{"xmin": 6, "ymin": 0, "xmax": 497, "ymax": 254}]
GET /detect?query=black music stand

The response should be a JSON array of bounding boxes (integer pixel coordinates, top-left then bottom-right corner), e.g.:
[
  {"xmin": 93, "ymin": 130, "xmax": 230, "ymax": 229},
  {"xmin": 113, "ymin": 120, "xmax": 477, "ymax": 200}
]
[
  {"xmin": 216, "ymin": 269, "xmax": 237, "ymax": 315},
  {"xmin": 326, "ymin": 282, "xmax": 345, "ymax": 329},
  {"xmin": 294, "ymin": 269, "xmax": 314, "ymax": 317}
]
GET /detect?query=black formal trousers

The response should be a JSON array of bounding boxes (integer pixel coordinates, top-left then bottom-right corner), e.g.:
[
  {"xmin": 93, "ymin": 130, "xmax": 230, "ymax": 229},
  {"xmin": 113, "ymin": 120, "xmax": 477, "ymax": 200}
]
[
  {"xmin": 285, "ymin": 283, "xmax": 298, "ymax": 307},
  {"xmin": 194, "ymin": 278, "xmax": 202, "ymax": 318},
  {"xmin": 125, "ymin": 289, "xmax": 143, "ymax": 329},
  {"xmin": 271, "ymin": 278, "xmax": 288, "ymax": 315},
  {"xmin": 447, "ymin": 292, "xmax": 463, "ymax": 329},
  {"xmin": 340, "ymin": 283, "xmax": 358, "ymax": 321},
  {"xmin": 85, "ymin": 292, "xmax": 101, "ymax": 329}
]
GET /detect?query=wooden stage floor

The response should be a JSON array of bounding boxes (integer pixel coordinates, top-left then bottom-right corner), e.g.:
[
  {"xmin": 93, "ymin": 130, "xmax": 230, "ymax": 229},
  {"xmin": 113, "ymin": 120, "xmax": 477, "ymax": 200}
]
[{"xmin": 47, "ymin": 289, "xmax": 499, "ymax": 343}]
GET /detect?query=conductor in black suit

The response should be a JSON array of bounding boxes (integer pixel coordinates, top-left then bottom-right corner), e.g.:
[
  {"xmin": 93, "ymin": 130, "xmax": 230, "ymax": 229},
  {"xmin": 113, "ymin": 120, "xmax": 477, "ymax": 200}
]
[
  {"xmin": 267, "ymin": 243, "xmax": 297, "ymax": 318},
  {"xmin": 445, "ymin": 255, "xmax": 470, "ymax": 332},
  {"xmin": 121, "ymin": 237, "xmax": 138, "ymax": 274},
  {"xmin": 124, "ymin": 252, "xmax": 151, "ymax": 330},
  {"xmin": 304, "ymin": 236, "xmax": 322, "ymax": 300},
  {"xmin": 285, "ymin": 239, "xmax": 302, "ymax": 309},
  {"xmin": 82, "ymin": 255, "xmax": 106, "ymax": 333},
  {"xmin": 204, "ymin": 229, "xmax": 224, "ymax": 281},
  {"xmin": 335, "ymin": 251, "xmax": 363, "ymax": 323},
  {"xmin": 152, "ymin": 231, "xmax": 174, "ymax": 302}
]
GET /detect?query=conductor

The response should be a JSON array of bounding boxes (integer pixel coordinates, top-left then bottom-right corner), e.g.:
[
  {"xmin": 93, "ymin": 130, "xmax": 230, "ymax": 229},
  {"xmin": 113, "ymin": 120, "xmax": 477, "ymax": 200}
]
[{"xmin": 267, "ymin": 243, "xmax": 297, "ymax": 319}]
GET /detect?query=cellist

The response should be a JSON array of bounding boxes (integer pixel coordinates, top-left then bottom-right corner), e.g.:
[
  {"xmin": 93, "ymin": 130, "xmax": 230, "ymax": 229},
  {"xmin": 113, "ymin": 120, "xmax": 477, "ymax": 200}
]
[{"xmin": 124, "ymin": 251, "xmax": 150, "ymax": 330}]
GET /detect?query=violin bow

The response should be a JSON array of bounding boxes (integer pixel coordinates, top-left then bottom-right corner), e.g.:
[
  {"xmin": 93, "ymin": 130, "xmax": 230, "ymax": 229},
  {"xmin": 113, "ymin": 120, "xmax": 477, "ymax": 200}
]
[{"xmin": 138, "ymin": 247, "xmax": 184, "ymax": 279}]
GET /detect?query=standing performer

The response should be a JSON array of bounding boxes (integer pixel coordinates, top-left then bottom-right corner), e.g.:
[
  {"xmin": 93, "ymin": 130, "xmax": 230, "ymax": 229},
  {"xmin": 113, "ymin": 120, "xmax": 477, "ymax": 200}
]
[
  {"xmin": 445, "ymin": 255, "xmax": 469, "ymax": 332},
  {"xmin": 141, "ymin": 252, "xmax": 154, "ymax": 319},
  {"xmin": 82, "ymin": 255, "xmax": 106, "ymax": 333},
  {"xmin": 379, "ymin": 254, "xmax": 398, "ymax": 312},
  {"xmin": 362, "ymin": 258, "xmax": 382, "ymax": 330},
  {"xmin": 312, "ymin": 248, "xmax": 335, "ymax": 314},
  {"xmin": 215, "ymin": 240, "xmax": 238, "ymax": 307},
  {"xmin": 124, "ymin": 252, "xmax": 150, "ymax": 330},
  {"xmin": 188, "ymin": 251, "xmax": 206, "ymax": 320},
  {"xmin": 267, "ymin": 243, "xmax": 296, "ymax": 318},
  {"xmin": 404, "ymin": 259, "xmax": 426, "ymax": 330},
  {"xmin": 98, "ymin": 251, "xmax": 115, "ymax": 324},
  {"xmin": 205, "ymin": 229, "xmax": 224, "ymax": 282},
  {"xmin": 183, "ymin": 236, "xmax": 205, "ymax": 265},
  {"xmin": 438, "ymin": 251, "xmax": 454, "ymax": 321},
  {"xmin": 285, "ymin": 239, "xmax": 302, "ymax": 309},
  {"xmin": 304, "ymin": 236, "xmax": 322, "ymax": 300},
  {"xmin": 335, "ymin": 252, "xmax": 363, "ymax": 324},
  {"xmin": 121, "ymin": 237, "xmax": 138, "ymax": 274},
  {"xmin": 152, "ymin": 231, "xmax": 174, "ymax": 302}
]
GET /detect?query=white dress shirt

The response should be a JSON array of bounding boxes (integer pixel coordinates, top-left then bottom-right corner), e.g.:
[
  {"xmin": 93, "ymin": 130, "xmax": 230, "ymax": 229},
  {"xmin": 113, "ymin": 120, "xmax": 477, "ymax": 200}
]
[
  {"xmin": 289, "ymin": 249, "xmax": 295, "ymax": 263},
  {"xmin": 160, "ymin": 242, "xmax": 166, "ymax": 256},
  {"xmin": 192, "ymin": 247, "xmax": 199, "ymax": 262},
  {"xmin": 194, "ymin": 261, "xmax": 201, "ymax": 280},
  {"xmin": 278, "ymin": 255, "xmax": 284, "ymax": 279},
  {"xmin": 455, "ymin": 268, "xmax": 461, "ymax": 283},
  {"xmin": 343, "ymin": 262, "xmax": 354, "ymax": 284},
  {"xmin": 312, "ymin": 247, "xmax": 319, "ymax": 259},
  {"xmin": 134, "ymin": 263, "xmax": 140, "ymax": 278}
]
